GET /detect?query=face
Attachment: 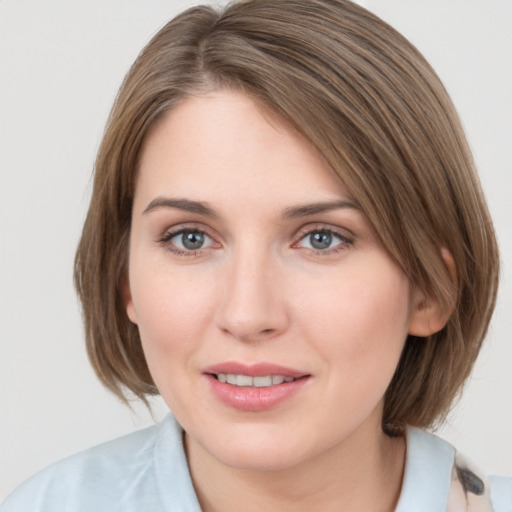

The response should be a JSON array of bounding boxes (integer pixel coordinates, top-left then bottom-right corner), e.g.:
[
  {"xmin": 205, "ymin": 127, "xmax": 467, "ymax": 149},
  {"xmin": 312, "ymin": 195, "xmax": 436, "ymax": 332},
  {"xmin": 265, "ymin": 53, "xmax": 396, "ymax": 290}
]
[{"xmin": 126, "ymin": 90, "xmax": 420, "ymax": 472}]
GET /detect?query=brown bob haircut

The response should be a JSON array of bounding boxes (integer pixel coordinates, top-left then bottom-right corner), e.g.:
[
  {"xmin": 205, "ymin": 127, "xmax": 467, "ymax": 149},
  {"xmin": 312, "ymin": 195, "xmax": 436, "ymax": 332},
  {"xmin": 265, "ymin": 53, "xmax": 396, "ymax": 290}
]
[{"xmin": 75, "ymin": 0, "xmax": 499, "ymax": 433}]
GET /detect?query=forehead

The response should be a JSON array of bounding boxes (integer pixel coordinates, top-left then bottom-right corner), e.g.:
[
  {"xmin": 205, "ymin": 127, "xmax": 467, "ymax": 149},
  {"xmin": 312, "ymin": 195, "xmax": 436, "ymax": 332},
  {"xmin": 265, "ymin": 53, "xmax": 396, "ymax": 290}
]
[{"xmin": 135, "ymin": 90, "xmax": 351, "ymax": 211}]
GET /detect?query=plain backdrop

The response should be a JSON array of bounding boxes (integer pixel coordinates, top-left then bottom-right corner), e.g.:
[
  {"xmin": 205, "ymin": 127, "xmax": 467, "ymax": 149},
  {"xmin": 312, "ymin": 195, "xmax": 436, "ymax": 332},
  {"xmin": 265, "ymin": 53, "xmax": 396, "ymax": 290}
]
[{"xmin": 1, "ymin": 0, "xmax": 511, "ymax": 501}]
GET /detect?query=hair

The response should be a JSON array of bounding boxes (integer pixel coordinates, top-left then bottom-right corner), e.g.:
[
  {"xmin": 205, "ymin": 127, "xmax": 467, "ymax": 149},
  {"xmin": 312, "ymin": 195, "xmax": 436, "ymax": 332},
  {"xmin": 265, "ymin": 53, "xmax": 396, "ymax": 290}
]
[{"xmin": 74, "ymin": 0, "xmax": 499, "ymax": 433}]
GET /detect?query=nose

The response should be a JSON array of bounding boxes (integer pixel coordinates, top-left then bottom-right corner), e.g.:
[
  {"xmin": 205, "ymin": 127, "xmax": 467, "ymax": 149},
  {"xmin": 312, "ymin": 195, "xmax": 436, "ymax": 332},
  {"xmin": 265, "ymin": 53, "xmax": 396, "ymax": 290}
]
[{"xmin": 215, "ymin": 249, "xmax": 289, "ymax": 343}]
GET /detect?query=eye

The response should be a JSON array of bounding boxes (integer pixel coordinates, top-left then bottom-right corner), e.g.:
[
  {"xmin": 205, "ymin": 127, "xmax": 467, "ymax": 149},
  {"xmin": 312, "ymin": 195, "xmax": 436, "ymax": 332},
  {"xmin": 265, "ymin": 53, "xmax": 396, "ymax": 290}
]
[
  {"xmin": 163, "ymin": 228, "xmax": 215, "ymax": 252},
  {"xmin": 297, "ymin": 228, "xmax": 352, "ymax": 252}
]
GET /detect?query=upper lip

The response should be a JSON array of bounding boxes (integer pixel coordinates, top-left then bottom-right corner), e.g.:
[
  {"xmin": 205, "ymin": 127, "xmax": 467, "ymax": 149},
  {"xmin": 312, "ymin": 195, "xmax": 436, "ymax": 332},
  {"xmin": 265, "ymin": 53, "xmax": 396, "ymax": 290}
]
[{"xmin": 203, "ymin": 362, "xmax": 309, "ymax": 378}]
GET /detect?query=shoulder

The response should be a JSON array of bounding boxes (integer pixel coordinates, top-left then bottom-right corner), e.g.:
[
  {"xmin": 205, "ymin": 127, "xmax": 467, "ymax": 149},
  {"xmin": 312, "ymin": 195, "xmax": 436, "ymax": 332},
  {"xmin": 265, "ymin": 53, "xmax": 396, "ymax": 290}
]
[
  {"xmin": 396, "ymin": 427, "xmax": 512, "ymax": 512},
  {"xmin": 0, "ymin": 414, "xmax": 201, "ymax": 512}
]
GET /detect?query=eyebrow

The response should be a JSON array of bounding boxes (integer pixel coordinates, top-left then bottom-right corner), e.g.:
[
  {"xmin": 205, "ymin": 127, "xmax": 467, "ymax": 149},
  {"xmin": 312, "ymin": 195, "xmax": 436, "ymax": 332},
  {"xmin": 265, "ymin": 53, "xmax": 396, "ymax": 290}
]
[
  {"xmin": 142, "ymin": 196, "xmax": 359, "ymax": 219},
  {"xmin": 282, "ymin": 200, "xmax": 360, "ymax": 219},
  {"xmin": 142, "ymin": 197, "xmax": 217, "ymax": 217}
]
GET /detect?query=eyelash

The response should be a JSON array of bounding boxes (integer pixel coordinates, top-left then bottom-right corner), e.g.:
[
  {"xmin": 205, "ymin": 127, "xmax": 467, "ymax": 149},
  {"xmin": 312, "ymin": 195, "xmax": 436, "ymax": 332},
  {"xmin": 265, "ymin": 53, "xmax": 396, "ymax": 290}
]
[
  {"xmin": 293, "ymin": 226, "xmax": 354, "ymax": 255},
  {"xmin": 157, "ymin": 225, "xmax": 354, "ymax": 258},
  {"xmin": 158, "ymin": 226, "xmax": 217, "ymax": 258}
]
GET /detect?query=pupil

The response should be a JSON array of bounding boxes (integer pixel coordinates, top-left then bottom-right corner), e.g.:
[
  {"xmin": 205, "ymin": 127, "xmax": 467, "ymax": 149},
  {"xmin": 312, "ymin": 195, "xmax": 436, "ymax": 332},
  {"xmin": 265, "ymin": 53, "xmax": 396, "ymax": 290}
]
[
  {"xmin": 310, "ymin": 231, "xmax": 331, "ymax": 250},
  {"xmin": 182, "ymin": 231, "xmax": 204, "ymax": 250}
]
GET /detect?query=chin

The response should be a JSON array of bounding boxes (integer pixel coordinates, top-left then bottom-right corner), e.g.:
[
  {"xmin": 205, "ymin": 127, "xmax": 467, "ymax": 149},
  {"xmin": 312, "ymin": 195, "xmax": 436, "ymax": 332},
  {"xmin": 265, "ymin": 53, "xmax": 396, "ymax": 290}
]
[
  {"xmin": 186, "ymin": 423, "xmax": 316, "ymax": 473},
  {"xmin": 217, "ymin": 444, "xmax": 310, "ymax": 472}
]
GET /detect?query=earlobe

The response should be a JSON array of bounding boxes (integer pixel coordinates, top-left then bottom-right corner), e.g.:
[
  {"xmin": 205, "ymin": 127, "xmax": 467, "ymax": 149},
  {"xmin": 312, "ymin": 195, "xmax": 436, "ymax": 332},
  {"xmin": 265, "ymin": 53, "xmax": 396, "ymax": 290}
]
[
  {"xmin": 121, "ymin": 275, "xmax": 138, "ymax": 325},
  {"xmin": 408, "ymin": 248, "xmax": 457, "ymax": 337}
]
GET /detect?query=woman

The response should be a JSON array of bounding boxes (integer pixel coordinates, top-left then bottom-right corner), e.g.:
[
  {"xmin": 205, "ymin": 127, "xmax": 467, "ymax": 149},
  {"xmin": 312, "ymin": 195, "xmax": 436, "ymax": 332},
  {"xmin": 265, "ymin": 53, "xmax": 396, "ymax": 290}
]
[{"xmin": 2, "ymin": 1, "xmax": 510, "ymax": 510}]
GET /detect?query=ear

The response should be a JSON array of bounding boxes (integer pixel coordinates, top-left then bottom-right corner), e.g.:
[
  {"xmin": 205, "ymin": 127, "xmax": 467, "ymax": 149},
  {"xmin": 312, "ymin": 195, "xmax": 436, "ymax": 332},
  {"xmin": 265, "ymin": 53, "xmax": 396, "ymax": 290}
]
[
  {"xmin": 408, "ymin": 248, "xmax": 456, "ymax": 337},
  {"xmin": 121, "ymin": 273, "xmax": 138, "ymax": 325}
]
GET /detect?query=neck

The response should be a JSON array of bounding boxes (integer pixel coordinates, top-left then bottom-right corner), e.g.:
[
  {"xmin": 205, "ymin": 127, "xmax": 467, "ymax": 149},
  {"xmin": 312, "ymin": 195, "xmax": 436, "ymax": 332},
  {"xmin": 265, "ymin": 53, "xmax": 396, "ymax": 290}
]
[{"xmin": 185, "ymin": 420, "xmax": 406, "ymax": 512}]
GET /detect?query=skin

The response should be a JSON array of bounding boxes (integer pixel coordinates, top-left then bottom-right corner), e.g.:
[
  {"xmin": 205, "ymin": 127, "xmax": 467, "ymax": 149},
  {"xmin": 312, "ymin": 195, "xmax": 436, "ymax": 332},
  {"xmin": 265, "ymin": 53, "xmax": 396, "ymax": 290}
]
[{"xmin": 125, "ymin": 90, "xmax": 445, "ymax": 512}]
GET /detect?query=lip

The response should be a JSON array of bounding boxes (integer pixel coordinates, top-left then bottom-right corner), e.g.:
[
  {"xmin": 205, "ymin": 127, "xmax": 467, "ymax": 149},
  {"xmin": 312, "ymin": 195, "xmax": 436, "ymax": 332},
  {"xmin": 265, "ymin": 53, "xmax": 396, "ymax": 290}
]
[
  {"xmin": 203, "ymin": 361, "xmax": 308, "ymax": 378},
  {"xmin": 203, "ymin": 361, "xmax": 310, "ymax": 412}
]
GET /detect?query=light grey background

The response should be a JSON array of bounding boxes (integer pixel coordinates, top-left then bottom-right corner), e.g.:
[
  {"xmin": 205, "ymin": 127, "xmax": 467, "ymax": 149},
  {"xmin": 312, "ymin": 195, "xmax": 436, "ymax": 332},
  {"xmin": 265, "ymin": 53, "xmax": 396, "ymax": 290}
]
[{"xmin": 1, "ymin": 0, "xmax": 510, "ymax": 501}]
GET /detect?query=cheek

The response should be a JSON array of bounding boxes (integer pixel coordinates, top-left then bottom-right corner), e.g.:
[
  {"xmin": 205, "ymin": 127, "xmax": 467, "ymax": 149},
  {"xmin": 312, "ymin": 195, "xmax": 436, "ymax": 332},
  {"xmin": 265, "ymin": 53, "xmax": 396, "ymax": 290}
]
[
  {"xmin": 129, "ymin": 265, "xmax": 216, "ymax": 372},
  {"xmin": 302, "ymin": 265, "xmax": 410, "ymax": 338},
  {"xmin": 297, "ymin": 264, "xmax": 411, "ymax": 389}
]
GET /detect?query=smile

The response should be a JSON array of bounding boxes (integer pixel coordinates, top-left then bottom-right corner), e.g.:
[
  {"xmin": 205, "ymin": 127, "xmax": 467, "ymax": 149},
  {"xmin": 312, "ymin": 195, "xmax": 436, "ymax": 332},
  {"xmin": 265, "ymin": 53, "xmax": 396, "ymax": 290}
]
[
  {"xmin": 214, "ymin": 374, "xmax": 296, "ymax": 387},
  {"xmin": 204, "ymin": 363, "xmax": 310, "ymax": 411}
]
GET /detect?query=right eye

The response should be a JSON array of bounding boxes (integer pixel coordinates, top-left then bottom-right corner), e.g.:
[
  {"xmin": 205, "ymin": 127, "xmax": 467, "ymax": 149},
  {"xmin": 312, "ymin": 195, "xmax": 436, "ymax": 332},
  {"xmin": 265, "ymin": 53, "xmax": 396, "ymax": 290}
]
[{"xmin": 160, "ymin": 228, "xmax": 216, "ymax": 255}]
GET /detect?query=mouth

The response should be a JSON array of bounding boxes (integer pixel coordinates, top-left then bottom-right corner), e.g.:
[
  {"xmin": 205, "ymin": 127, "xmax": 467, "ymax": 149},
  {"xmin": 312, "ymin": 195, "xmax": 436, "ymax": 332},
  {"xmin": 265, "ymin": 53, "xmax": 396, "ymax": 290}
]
[
  {"xmin": 203, "ymin": 362, "xmax": 310, "ymax": 411},
  {"xmin": 211, "ymin": 373, "xmax": 299, "ymax": 387}
]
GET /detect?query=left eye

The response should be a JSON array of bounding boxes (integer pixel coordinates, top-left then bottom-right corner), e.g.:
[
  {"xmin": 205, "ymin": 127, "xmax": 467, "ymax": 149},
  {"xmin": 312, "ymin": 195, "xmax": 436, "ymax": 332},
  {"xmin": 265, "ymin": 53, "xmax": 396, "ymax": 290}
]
[
  {"xmin": 170, "ymin": 230, "xmax": 214, "ymax": 251},
  {"xmin": 298, "ymin": 230, "xmax": 346, "ymax": 251}
]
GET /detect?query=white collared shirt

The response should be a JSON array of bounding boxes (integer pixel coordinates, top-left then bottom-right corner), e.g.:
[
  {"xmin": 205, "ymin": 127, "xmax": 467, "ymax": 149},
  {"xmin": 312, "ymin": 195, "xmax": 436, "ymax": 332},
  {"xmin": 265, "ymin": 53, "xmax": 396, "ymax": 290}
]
[{"xmin": 2, "ymin": 414, "xmax": 510, "ymax": 511}]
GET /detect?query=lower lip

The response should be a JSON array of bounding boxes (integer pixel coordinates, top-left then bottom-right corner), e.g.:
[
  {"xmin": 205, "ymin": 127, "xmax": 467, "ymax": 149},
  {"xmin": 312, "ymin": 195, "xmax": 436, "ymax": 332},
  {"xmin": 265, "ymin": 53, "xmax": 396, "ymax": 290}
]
[{"xmin": 205, "ymin": 375, "xmax": 310, "ymax": 412}]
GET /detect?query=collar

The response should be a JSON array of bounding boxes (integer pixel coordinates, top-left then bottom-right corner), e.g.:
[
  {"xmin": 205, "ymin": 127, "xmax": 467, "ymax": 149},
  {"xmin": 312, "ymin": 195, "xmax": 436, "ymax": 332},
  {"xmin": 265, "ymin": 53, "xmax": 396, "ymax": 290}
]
[
  {"xmin": 154, "ymin": 415, "xmax": 458, "ymax": 511},
  {"xmin": 395, "ymin": 426, "xmax": 455, "ymax": 511}
]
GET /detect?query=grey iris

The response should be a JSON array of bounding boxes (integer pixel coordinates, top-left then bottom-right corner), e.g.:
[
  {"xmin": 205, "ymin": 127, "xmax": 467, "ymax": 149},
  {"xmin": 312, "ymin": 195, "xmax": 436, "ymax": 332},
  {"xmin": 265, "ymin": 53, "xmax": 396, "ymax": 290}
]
[
  {"xmin": 310, "ymin": 231, "xmax": 332, "ymax": 250},
  {"xmin": 182, "ymin": 231, "xmax": 204, "ymax": 250}
]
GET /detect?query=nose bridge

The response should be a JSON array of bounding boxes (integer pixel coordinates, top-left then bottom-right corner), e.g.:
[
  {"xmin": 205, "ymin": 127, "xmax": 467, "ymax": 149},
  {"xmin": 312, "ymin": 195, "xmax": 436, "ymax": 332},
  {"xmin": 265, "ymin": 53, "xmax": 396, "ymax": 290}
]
[{"xmin": 216, "ymin": 242, "xmax": 287, "ymax": 341}]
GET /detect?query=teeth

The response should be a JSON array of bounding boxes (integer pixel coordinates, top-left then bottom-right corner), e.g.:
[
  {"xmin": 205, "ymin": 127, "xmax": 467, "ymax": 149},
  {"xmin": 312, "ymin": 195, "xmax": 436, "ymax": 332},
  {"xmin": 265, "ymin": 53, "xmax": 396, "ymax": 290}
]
[
  {"xmin": 272, "ymin": 375, "xmax": 284, "ymax": 385},
  {"xmin": 253, "ymin": 376, "xmax": 272, "ymax": 387},
  {"xmin": 216, "ymin": 374, "xmax": 296, "ymax": 387},
  {"xmin": 237, "ymin": 375, "xmax": 253, "ymax": 387}
]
